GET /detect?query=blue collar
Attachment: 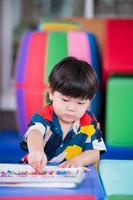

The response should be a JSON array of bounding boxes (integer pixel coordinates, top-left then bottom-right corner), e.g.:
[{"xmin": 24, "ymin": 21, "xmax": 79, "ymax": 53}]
[{"xmin": 52, "ymin": 112, "xmax": 63, "ymax": 138}]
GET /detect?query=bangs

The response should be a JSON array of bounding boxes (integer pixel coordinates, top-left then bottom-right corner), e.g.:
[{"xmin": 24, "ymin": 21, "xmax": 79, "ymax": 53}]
[
  {"xmin": 50, "ymin": 70, "xmax": 96, "ymax": 100},
  {"xmin": 56, "ymin": 79, "xmax": 93, "ymax": 99}
]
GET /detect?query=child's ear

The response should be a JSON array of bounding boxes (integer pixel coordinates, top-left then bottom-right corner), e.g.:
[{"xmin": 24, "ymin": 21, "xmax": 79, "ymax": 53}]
[{"xmin": 48, "ymin": 87, "xmax": 53, "ymax": 101}]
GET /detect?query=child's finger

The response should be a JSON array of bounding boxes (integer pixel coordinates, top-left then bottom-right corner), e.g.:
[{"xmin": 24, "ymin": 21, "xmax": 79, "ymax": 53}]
[
  {"xmin": 31, "ymin": 163, "xmax": 40, "ymax": 171},
  {"xmin": 38, "ymin": 159, "xmax": 46, "ymax": 173}
]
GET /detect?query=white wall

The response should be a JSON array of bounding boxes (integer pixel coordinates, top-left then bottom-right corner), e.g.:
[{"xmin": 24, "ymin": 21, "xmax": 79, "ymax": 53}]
[{"xmin": 0, "ymin": 0, "xmax": 21, "ymax": 110}]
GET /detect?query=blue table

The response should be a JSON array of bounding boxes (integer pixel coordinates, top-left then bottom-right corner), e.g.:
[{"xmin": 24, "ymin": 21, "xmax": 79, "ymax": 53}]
[{"xmin": 0, "ymin": 165, "xmax": 105, "ymax": 200}]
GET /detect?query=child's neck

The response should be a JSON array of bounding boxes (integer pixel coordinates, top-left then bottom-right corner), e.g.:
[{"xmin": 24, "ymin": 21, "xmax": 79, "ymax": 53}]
[{"xmin": 59, "ymin": 119, "xmax": 73, "ymax": 140}]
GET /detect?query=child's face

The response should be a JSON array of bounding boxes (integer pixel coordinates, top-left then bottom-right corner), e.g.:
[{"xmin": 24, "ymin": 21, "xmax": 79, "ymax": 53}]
[{"xmin": 49, "ymin": 90, "xmax": 90, "ymax": 124}]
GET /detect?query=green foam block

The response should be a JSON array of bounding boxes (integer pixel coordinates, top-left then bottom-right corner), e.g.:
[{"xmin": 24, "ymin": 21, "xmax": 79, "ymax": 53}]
[{"xmin": 106, "ymin": 77, "xmax": 133, "ymax": 146}]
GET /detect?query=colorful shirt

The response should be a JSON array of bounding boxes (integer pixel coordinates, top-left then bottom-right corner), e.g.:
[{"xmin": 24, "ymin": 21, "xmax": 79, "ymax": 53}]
[{"xmin": 21, "ymin": 105, "xmax": 106, "ymax": 163}]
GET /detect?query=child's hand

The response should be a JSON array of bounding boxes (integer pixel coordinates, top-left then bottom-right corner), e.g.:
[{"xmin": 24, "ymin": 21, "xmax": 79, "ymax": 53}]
[
  {"xmin": 58, "ymin": 157, "xmax": 90, "ymax": 172},
  {"xmin": 27, "ymin": 151, "xmax": 47, "ymax": 172}
]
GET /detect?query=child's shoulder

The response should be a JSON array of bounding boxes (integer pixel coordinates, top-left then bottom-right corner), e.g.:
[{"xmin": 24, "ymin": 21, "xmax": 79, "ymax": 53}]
[
  {"xmin": 80, "ymin": 110, "xmax": 97, "ymax": 126},
  {"xmin": 39, "ymin": 104, "xmax": 54, "ymax": 122}
]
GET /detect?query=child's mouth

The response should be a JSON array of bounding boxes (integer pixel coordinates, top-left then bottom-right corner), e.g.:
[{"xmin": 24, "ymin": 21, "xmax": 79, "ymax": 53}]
[{"xmin": 63, "ymin": 114, "xmax": 75, "ymax": 120}]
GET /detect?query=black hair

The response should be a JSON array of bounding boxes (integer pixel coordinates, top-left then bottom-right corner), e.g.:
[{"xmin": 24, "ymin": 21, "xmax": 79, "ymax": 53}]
[{"xmin": 48, "ymin": 56, "xmax": 98, "ymax": 100}]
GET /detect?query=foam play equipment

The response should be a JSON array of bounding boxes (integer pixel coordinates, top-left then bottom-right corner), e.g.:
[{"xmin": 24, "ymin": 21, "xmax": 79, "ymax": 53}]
[
  {"xmin": 106, "ymin": 195, "xmax": 133, "ymax": 200},
  {"xmin": 0, "ymin": 196, "xmax": 96, "ymax": 200},
  {"xmin": 100, "ymin": 144, "xmax": 133, "ymax": 160},
  {"xmin": 38, "ymin": 20, "xmax": 82, "ymax": 31},
  {"xmin": 15, "ymin": 31, "xmax": 102, "ymax": 135},
  {"xmin": 0, "ymin": 131, "xmax": 25, "ymax": 163},
  {"xmin": 105, "ymin": 77, "xmax": 133, "ymax": 147},
  {"xmin": 103, "ymin": 19, "xmax": 133, "ymax": 86},
  {"xmin": 101, "ymin": 77, "xmax": 133, "ymax": 159},
  {"xmin": 63, "ymin": 17, "xmax": 106, "ymax": 53}
]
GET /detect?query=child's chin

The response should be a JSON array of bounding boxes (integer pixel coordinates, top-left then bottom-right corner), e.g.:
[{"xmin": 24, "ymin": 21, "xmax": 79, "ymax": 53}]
[{"xmin": 62, "ymin": 117, "xmax": 75, "ymax": 123}]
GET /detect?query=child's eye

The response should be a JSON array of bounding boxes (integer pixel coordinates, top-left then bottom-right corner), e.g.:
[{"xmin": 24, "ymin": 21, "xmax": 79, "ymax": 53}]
[
  {"xmin": 78, "ymin": 102, "xmax": 84, "ymax": 105},
  {"xmin": 62, "ymin": 98, "xmax": 69, "ymax": 102}
]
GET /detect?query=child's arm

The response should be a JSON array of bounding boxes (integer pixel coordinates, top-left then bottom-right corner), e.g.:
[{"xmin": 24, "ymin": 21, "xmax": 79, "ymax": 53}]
[
  {"xmin": 27, "ymin": 129, "xmax": 47, "ymax": 172},
  {"xmin": 58, "ymin": 150, "xmax": 99, "ymax": 168}
]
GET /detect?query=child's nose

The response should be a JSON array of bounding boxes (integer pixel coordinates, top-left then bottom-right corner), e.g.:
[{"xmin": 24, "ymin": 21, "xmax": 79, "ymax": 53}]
[{"xmin": 66, "ymin": 103, "xmax": 77, "ymax": 111}]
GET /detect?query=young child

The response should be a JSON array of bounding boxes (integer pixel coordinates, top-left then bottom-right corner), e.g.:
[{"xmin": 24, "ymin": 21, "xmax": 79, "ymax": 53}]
[{"xmin": 20, "ymin": 56, "xmax": 106, "ymax": 172}]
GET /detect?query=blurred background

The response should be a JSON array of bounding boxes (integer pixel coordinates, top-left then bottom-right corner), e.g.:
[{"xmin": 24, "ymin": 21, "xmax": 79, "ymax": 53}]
[
  {"xmin": 0, "ymin": 0, "xmax": 133, "ymax": 132},
  {"xmin": 0, "ymin": 1, "xmax": 133, "ymax": 198}
]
